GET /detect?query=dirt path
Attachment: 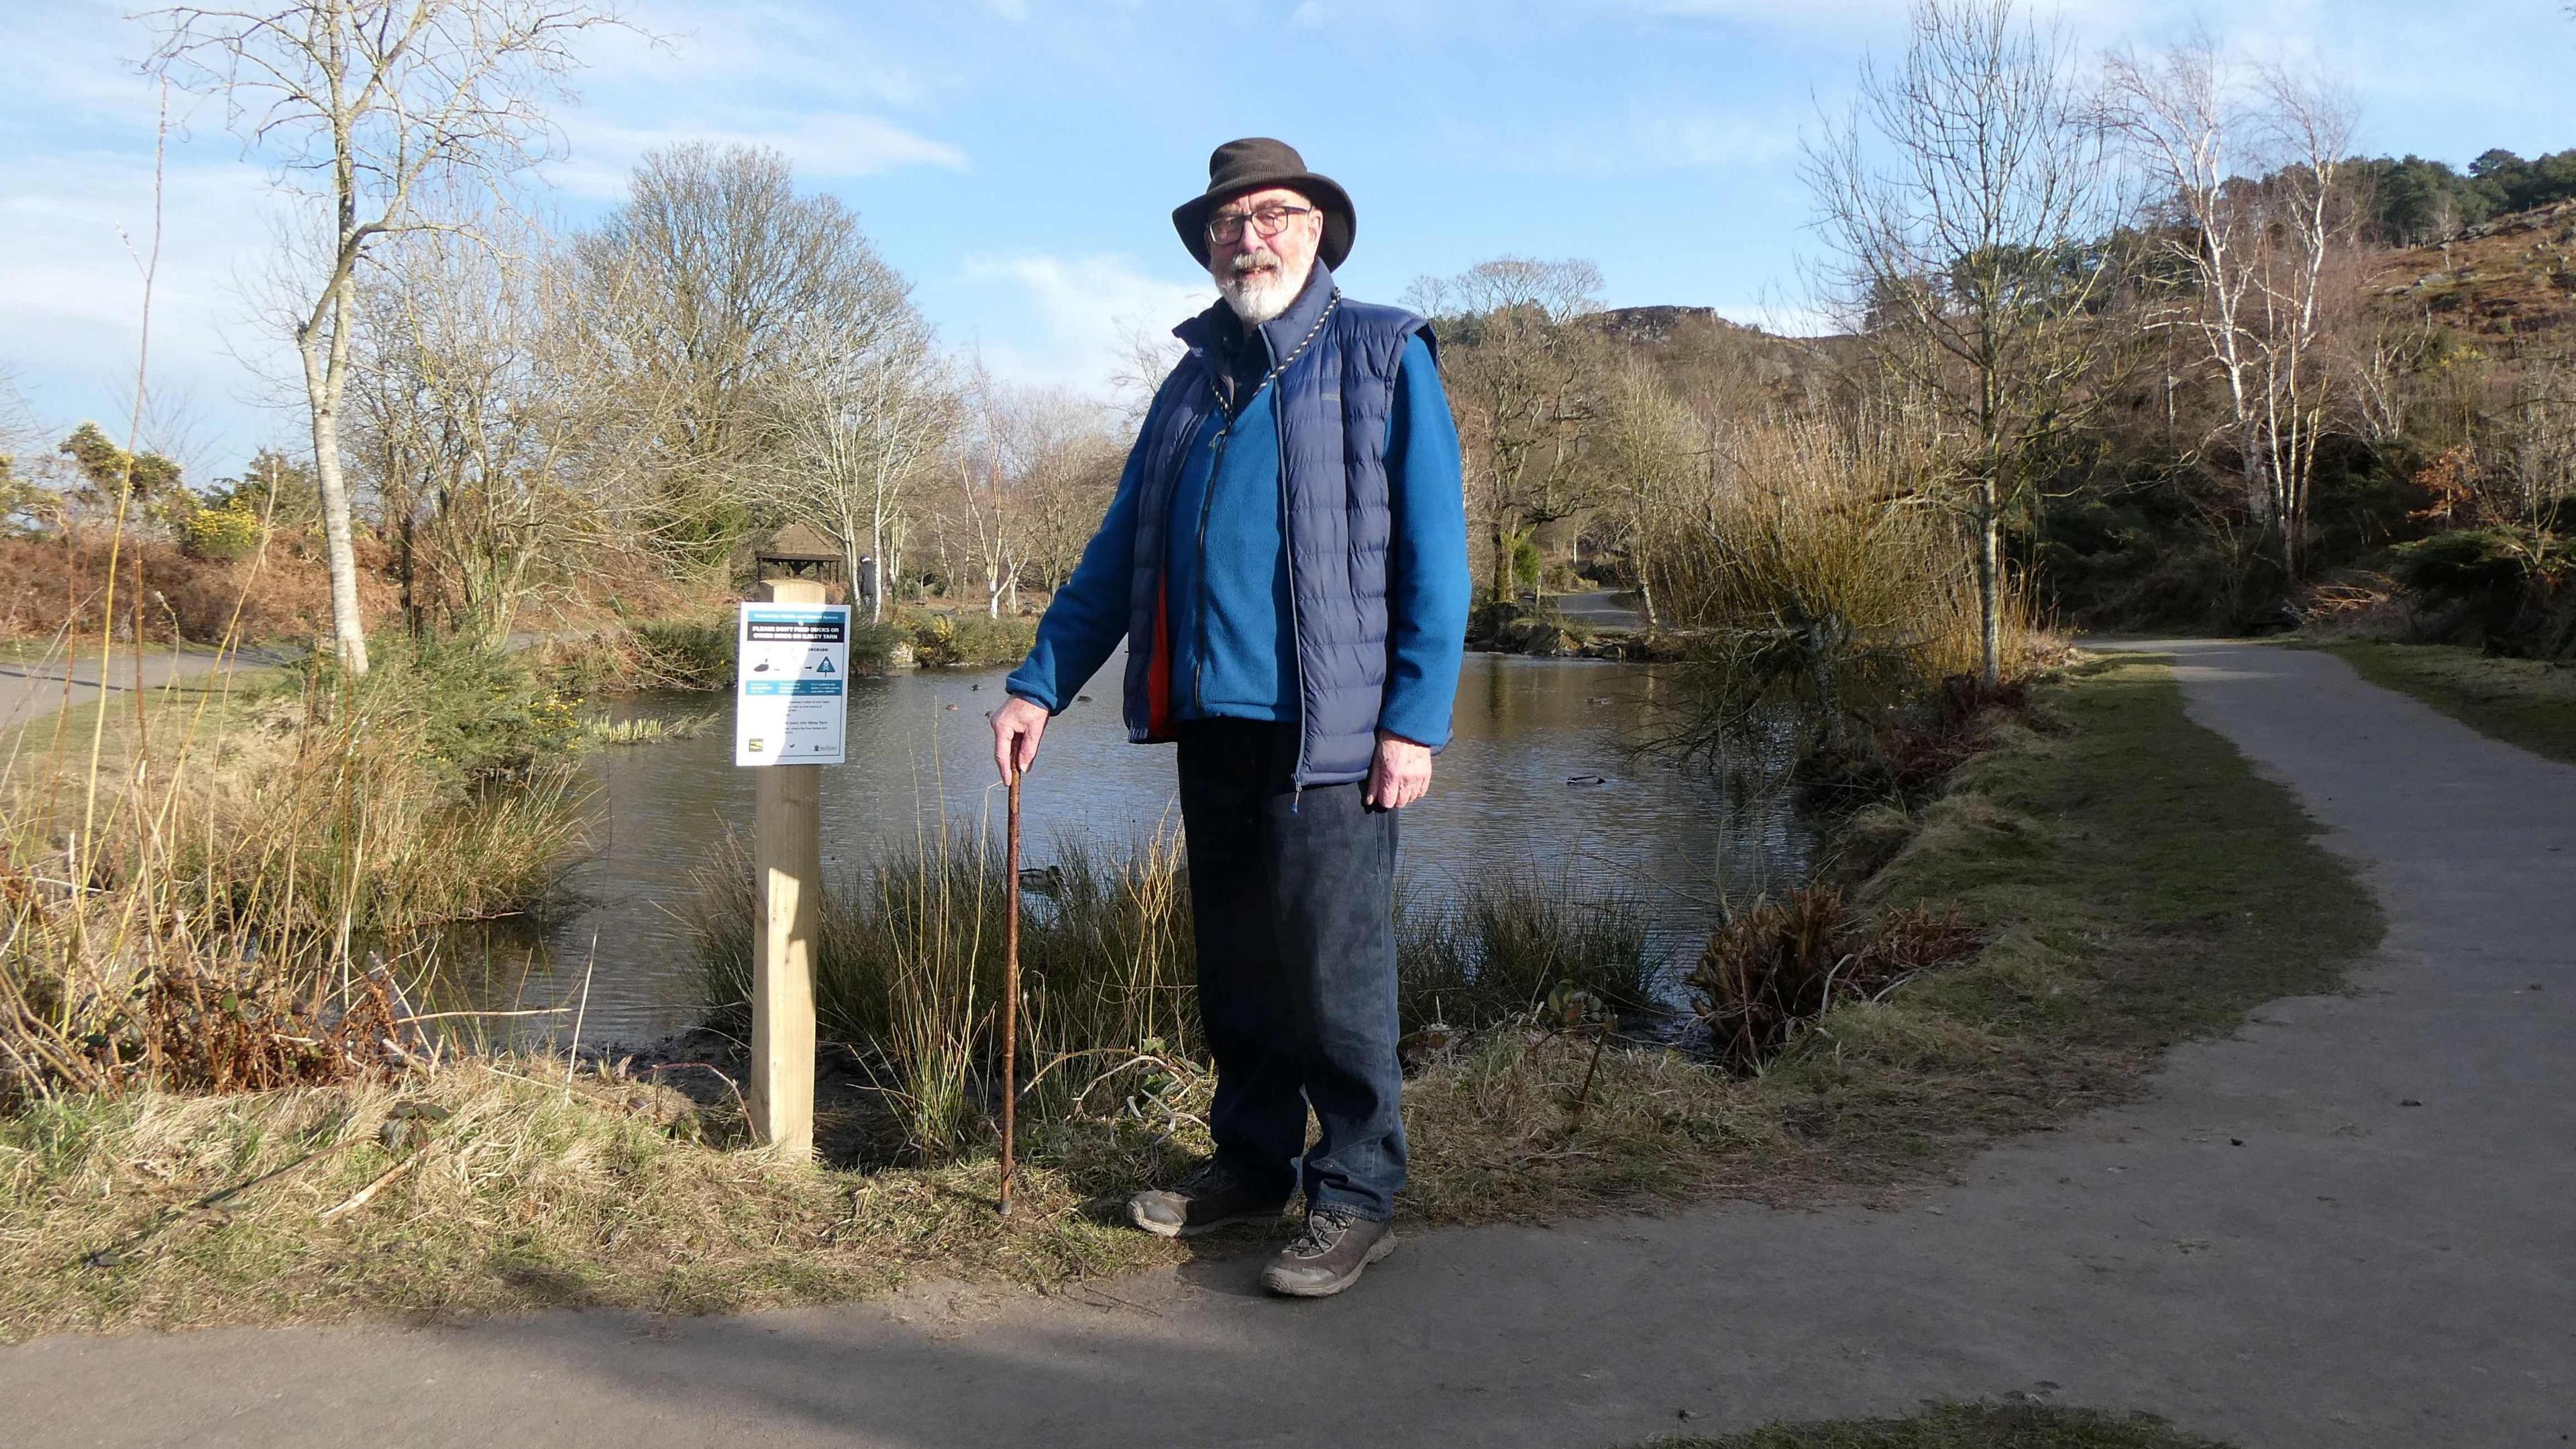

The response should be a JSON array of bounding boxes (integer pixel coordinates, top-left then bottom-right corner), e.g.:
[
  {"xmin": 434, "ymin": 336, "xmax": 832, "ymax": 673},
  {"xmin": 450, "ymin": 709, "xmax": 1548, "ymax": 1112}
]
[
  {"xmin": 1550, "ymin": 588, "xmax": 1644, "ymax": 629},
  {"xmin": 4, "ymin": 641, "xmax": 2568, "ymax": 1448}
]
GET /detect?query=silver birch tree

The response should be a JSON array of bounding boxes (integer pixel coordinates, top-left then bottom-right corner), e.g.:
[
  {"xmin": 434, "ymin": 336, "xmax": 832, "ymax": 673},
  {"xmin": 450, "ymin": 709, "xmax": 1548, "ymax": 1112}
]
[{"xmin": 146, "ymin": 0, "xmax": 618, "ymax": 673}]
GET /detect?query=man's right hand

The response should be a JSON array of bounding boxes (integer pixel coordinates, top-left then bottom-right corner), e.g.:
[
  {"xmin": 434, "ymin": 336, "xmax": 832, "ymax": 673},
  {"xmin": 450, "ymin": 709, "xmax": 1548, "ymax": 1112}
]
[{"xmin": 992, "ymin": 696, "xmax": 1050, "ymax": 784}]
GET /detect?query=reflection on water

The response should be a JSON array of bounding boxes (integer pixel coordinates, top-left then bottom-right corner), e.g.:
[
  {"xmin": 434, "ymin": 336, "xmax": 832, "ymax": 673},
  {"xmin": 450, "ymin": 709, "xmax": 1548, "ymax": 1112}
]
[{"xmin": 433, "ymin": 649, "xmax": 1809, "ymax": 1046}]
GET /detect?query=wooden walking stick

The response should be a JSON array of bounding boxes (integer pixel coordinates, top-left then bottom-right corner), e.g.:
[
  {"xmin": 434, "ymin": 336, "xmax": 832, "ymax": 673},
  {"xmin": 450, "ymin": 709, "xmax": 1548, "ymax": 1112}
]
[{"xmin": 1000, "ymin": 765, "xmax": 1022, "ymax": 1217}]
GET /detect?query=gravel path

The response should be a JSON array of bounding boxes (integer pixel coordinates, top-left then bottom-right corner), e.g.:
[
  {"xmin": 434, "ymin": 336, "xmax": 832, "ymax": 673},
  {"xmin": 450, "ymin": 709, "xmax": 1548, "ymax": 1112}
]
[{"xmin": 4, "ymin": 641, "xmax": 2567, "ymax": 1448}]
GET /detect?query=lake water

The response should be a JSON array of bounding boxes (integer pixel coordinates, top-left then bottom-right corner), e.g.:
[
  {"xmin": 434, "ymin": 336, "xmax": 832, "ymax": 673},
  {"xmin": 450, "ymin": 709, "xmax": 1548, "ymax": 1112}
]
[{"xmin": 432, "ymin": 649, "xmax": 1811, "ymax": 1046}]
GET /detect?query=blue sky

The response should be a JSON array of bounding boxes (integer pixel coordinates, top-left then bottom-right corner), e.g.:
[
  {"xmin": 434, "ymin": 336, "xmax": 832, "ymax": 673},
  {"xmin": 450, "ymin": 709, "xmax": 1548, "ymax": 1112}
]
[{"xmin": 4, "ymin": 0, "xmax": 2571, "ymax": 481}]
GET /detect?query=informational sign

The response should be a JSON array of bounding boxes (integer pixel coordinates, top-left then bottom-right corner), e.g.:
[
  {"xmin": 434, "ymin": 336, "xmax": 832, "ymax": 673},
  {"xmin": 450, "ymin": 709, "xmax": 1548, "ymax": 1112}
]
[{"xmin": 734, "ymin": 602, "xmax": 851, "ymax": 766}]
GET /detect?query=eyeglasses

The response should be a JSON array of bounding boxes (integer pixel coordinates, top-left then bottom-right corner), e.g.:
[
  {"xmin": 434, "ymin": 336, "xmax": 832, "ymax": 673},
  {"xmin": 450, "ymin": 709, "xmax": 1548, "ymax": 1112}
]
[{"xmin": 1205, "ymin": 203, "xmax": 1317, "ymax": 245}]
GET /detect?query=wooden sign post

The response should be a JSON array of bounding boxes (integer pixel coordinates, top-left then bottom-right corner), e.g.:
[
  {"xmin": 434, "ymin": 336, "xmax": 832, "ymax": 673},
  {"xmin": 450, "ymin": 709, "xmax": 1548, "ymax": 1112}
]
[{"xmin": 735, "ymin": 577, "xmax": 846, "ymax": 1159}]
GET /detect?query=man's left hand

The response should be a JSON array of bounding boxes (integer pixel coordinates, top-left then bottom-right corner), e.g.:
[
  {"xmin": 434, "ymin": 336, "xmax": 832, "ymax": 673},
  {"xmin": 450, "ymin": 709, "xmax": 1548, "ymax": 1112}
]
[{"xmin": 1364, "ymin": 731, "xmax": 1433, "ymax": 811}]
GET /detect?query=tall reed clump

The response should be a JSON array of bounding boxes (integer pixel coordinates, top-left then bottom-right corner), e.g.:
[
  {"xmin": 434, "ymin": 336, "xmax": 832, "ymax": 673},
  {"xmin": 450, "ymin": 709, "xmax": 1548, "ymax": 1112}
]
[
  {"xmin": 685, "ymin": 820, "xmax": 1196, "ymax": 1163},
  {"xmin": 1638, "ymin": 415, "xmax": 2048, "ymax": 763},
  {"xmin": 689, "ymin": 824, "xmax": 1695, "ymax": 1163},
  {"xmin": 1396, "ymin": 869, "xmax": 1660, "ymax": 1030},
  {"xmin": 1, "ymin": 638, "xmax": 592, "ymax": 1104}
]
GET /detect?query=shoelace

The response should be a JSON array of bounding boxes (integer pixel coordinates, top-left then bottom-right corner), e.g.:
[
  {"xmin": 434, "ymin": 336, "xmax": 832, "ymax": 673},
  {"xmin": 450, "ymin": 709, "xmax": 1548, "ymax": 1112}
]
[{"xmin": 1286, "ymin": 1210, "xmax": 1357, "ymax": 1257}]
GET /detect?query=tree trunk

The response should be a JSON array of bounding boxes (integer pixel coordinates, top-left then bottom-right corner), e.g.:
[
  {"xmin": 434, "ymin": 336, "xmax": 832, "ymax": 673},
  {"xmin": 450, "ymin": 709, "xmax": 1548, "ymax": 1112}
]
[
  {"xmin": 303, "ymin": 271, "xmax": 370, "ymax": 675},
  {"xmin": 1974, "ymin": 477, "xmax": 2001, "ymax": 688},
  {"xmin": 867, "ymin": 509, "xmax": 885, "ymax": 623},
  {"xmin": 1634, "ymin": 538, "xmax": 1660, "ymax": 635}
]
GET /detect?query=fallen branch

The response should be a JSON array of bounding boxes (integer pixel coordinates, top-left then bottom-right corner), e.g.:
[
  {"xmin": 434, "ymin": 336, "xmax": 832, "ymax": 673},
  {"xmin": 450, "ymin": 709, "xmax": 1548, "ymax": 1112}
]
[{"xmin": 317, "ymin": 1152, "xmax": 420, "ymax": 1224}]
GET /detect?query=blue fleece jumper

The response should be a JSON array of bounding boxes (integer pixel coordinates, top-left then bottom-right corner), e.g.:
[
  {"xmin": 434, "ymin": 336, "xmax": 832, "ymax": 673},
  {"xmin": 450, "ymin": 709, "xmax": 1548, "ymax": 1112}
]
[{"xmin": 1005, "ymin": 329, "xmax": 1468, "ymax": 748}]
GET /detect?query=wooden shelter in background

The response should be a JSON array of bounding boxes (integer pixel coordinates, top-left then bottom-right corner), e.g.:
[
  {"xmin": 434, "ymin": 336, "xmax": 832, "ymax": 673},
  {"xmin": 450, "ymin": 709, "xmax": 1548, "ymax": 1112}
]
[{"xmin": 753, "ymin": 524, "xmax": 841, "ymax": 586}]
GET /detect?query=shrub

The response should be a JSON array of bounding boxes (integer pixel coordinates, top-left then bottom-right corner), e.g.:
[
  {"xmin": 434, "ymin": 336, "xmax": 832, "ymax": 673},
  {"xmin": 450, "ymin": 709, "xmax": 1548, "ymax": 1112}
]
[
  {"xmin": 305, "ymin": 637, "xmax": 586, "ymax": 788},
  {"xmin": 181, "ymin": 501, "xmax": 264, "ymax": 562},
  {"xmin": 906, "ymin": 610, "xmax": 1035, "ymax": 669},
  {"xmin": 2392, "ymin": 525, "xmax": 2573, "ymax": 656}
]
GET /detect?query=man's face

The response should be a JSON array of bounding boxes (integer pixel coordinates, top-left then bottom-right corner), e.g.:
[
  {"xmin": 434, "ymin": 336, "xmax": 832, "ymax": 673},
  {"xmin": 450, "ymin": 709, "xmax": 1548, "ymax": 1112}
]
[{"xmin": 1208, "ymin": 185, "xmax": 1322, "ymax": 325}]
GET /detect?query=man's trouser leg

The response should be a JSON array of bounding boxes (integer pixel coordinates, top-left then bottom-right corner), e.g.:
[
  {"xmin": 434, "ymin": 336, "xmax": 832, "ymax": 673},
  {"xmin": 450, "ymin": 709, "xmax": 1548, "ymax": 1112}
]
[{"xmin": 1177, "ymin": 719, "xmax": 1406, "ymax": 1220}]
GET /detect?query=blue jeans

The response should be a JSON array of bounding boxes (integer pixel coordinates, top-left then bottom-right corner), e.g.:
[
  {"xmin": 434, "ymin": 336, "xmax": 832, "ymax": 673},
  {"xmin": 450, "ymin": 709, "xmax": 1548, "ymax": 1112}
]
[{"xmin": 1175, "ymin": 718, "xmax": 1406, "ymax": 1221}]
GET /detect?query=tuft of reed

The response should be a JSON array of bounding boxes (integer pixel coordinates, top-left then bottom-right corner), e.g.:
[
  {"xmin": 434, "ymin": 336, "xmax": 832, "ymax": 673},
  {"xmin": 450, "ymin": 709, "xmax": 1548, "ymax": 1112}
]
[
  {"xmin": 684, "ymin": 818, "xmax": 1197, "ymax": 1164},
  {"xmin": 686, "ymin": 826, "xmax": 1688, "ymax": 1165},
  {"xmin": 580, "ymin": 711, "xmax": 719, "ymax": 747},
  {"xmin": 1396, "ymin": 867, "xmax": 1661, "ymax": 1031}
]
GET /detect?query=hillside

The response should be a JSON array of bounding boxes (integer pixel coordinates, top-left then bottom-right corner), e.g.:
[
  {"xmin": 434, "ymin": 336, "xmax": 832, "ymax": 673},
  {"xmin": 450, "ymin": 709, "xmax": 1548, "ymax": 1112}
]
[{"xmin": 2368, "ymin": 198, "xmax": 2576, "ymax": 362}]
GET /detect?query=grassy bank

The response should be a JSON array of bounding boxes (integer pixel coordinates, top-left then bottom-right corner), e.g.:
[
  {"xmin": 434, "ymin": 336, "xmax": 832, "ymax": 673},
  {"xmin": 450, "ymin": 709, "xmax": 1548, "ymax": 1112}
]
[
  {"xmin": 1765, "ymin": 655, "xmax": 2379, "ymax": 1163},
  {"xmin": 2318, "ymin": 639, "xmax": 2576, "ymax": 765},
  {"xmin": 0, "ymin": 653, "xmax": 2379, "ymax": 1338},
  {"xmin": 1637, "ymin": 1402, "xmax": 2232, "ymax": 1448}
]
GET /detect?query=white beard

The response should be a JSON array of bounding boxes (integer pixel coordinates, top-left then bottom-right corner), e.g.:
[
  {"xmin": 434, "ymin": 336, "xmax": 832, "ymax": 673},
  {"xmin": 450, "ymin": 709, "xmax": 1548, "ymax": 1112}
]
[{"xmin": 1216, "ymin": 252, "xmax": 1310, "ymax": 325}]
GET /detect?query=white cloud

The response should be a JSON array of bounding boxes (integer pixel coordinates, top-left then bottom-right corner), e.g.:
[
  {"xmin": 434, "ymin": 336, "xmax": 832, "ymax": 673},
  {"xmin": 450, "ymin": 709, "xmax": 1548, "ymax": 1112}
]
[
  {"xmin": 957, "ymin": 253, "xmax": 1214, "ymax": 398},
  {"xmin": 549, "ymin": 110, "xmax": 967, "ymax": 198}
]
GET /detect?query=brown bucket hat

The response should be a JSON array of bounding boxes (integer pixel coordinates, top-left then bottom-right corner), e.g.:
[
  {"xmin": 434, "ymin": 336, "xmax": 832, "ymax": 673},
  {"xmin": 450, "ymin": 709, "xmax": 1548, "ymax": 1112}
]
[{"xmin": 1171, "ymin": 138, "xmax": 1355, "ymax": 271}]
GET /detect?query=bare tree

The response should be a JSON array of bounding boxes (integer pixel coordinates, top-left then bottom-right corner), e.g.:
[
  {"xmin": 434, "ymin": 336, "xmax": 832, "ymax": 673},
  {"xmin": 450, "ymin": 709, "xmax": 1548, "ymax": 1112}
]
[
  {"xmin": 1108, "ymin": 318, "xmax": 1187, "ymax": 431},
  {"xmin": 1405, "ymin": 257, "xmax": 1609, "ymax": 604},
  {"xmin": 347, "ymin": 213, "xmax": 621, "ymax": 645},
  {"xmin": 1804, "ymin": 0, "xmax": 2127, "ymax": 683},
  {"xmin": 1594, "ymin": 354, "xmax": 1705, "ymax": 635},
  {"xmin": 147, "ymin": 0, "xmax": 622, "ymax": 674},
  {"xmin": 567, "ymin": 144, "xmax": 891, "ymax": 572},
  {"xmin": 2104, "ymin": 38, "xmax": 2359, "ymax": 579},
  {"xmin": 769, "ymin": 277, "xmax": 955, "ymax": 624},
  {"xmin": 943, "ymin": 373, "xmax": 1107, "ymax": 618},
  {"xmin": 1018, "ymin": 424, "xmax": 1124, "ymax": 594},
  {"xmin": 0, "ymin": 367, "xmax": 48, "ymax": 534}
]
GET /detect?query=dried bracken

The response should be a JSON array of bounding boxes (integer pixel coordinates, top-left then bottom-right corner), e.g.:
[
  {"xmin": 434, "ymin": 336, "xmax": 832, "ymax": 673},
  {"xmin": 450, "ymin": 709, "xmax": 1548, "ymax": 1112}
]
[{"xmin": 1690, "ymin": 885, "xmax": 1980, "ymax": 1072}]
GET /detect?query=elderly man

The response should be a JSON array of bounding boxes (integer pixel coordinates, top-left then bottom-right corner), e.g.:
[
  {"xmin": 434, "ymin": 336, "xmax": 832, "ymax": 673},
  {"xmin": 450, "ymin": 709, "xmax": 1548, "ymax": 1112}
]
[{"xmin": 992, "ymin": 138, "xmax": 1468, "ymax": 1298}]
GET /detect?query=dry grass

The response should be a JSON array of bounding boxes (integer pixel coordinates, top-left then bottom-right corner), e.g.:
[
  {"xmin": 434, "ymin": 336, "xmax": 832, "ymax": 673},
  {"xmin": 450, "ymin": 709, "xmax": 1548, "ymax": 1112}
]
[
  {"xmin": 0, "ymin": 653, "xmax": 2383, "ymax": 1339},
  {"xmin": 1690, "ymin": 887, "xmax": 1980, "ymax": 1071},
  {"xmin": 0, "ymin": 1030, "xmax": 1819, "ymax": 1341},
  {"xmin": 1, "ymin": 636, "xmax": 593, "ymax": 1104}
]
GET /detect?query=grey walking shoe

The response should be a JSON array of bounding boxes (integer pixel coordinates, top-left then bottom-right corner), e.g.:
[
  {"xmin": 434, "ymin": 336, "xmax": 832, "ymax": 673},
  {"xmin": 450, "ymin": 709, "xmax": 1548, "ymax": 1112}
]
[
  {"xmin": 1260, "ymin": 1207, "xmax": 1397, "ymax": 1297},
  {"xmin": 1127, "ymin": 1160, "xmax": 1289, "ymax": 1238}
]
